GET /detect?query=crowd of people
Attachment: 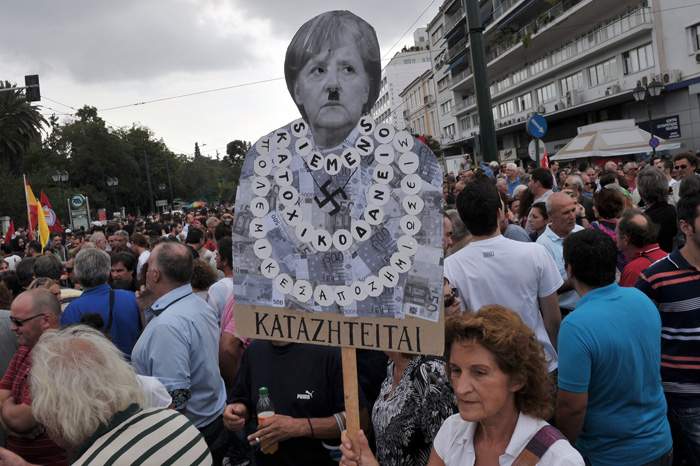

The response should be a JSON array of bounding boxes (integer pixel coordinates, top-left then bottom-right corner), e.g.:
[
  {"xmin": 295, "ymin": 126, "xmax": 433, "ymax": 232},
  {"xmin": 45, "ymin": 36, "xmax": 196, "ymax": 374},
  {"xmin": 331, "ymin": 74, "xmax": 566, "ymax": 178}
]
[
  {"xmin": 0, "ymin": 150, "xmax": 694, "ymax": 466},
  {"xmin": 1, "ymin": 5, "xmax": 700, "ymax": 464}
]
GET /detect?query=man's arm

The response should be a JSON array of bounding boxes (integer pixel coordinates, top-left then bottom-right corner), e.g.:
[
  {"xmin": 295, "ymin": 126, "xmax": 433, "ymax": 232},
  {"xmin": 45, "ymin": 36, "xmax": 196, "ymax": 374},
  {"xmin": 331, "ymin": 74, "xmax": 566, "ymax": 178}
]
[
  {"xmin": 135, "ymin": 324, "xmax": 192, "ymax": 413},
  {"xmin": 557, "ymin": 279, "xmax": 575, "ymax": 295},
  {"xmin": 556, "ymin": 390, "xmax": 588, "ymax": 442},
  {"xmin": 0, "ymin": 389, "xmax": 10, "ymax": 405},
  {"xmin": 539, "ymin": 292, "xmax": 561, "ymax": 351},
  {"xmin": 219, "ymin": 334, "xmax": 244, "ymax": 390},
  {"xmin": 1, "ymin": 398, "xmax": 37, "ymax": 433}
]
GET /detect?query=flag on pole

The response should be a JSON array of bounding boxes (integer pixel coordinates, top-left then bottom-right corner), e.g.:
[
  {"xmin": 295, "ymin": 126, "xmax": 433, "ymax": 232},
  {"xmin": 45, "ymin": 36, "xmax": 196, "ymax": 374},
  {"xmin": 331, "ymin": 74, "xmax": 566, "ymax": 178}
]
[
  {"xmin": 24, "ymin": 178, "xmax": 50, "ymax": 251},
  {"xmin": 40, "ymin": 191, "xmax": 64, "ymax": 233},
  {"xmin": 4, "ymin": 220, "xmax": 14, "ymax": 245},
  {"xmin": 23, "ymin": 175, "xmax": 35, "ymax": 241}
]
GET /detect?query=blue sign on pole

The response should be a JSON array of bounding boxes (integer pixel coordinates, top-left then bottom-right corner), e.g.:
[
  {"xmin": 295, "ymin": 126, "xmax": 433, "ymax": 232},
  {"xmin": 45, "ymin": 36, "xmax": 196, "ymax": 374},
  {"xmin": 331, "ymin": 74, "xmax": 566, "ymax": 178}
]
[
  {"xmin": 527, "ymin": 114, "xmax": 548, "ymax": 139},
  {"xmin": 649, "ymin": 136, "xmax": 660, "ymax": 149}
]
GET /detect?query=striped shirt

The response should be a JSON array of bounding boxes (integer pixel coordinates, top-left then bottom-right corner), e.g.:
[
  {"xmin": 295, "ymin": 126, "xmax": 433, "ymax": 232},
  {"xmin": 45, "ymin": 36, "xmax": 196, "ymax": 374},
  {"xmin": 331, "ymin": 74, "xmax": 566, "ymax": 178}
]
[
  {"xmin": 72, "ymin": 405, "xmax": 212, "ymax": 466},
  {"xmin": 636, "ymin": 249, "xmax": 700, "ymax": 403}
]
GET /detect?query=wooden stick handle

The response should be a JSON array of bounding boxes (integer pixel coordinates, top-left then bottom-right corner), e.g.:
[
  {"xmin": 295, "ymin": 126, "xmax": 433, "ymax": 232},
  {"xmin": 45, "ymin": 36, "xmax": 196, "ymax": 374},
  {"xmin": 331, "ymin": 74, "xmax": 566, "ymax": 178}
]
[{"xmin": 341, "ymin": 346, "xmax": 361, "ymax": 436}]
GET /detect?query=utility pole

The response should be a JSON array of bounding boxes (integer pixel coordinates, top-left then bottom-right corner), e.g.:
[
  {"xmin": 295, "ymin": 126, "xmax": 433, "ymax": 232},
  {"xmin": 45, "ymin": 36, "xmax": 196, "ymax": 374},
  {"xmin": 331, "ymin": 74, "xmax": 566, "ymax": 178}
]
[
  {"xmin": 463, "ymin": 0, "xmax": 498, "ymax": 163},
  {"xmin": 143, "ymin": 150, "xmax": 155, "ymax": 214},
  {"xmin": 165, "ymin": 157, "xmax": 174, "ymax": 208}
]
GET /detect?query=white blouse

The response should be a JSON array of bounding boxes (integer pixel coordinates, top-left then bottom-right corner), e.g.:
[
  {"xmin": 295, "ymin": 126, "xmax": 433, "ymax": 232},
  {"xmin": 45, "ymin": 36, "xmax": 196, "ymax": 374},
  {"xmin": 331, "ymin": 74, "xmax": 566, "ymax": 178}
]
[{"xmin": 433, "ymin": 412, "xmax": 584, "ymax": 466}]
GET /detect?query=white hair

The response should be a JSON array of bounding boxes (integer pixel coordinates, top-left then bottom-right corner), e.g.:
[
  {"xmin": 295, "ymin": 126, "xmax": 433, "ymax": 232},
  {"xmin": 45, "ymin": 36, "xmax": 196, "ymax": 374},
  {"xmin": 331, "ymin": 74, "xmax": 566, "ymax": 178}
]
[
  {"xmin": 30, "ymin": 326, "xmax": 145, "ymax": 448},
  {"xmin": 512, "ymin": 184, "xmax": 527, "ymax": 198},
  {"xmin": 74, "ymin": 248, "xmax": 110, "ymax": 288},
  {"xmin": 546, "ymin": 195, "xmax": 556, "ymax": 215},
  {"xmin": 89, "ymin": 231, "xmax": 106, "ymax": 243},
  {"xmin": 506, "ymin": 162, "xmax": 517, "ymax": 171}
]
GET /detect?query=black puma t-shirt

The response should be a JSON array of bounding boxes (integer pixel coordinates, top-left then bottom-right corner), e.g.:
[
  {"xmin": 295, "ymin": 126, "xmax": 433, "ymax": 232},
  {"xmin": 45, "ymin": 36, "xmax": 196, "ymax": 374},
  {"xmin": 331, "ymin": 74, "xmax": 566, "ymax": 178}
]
[{"xmin": 231, "ymin": 341, "xmax": 350, "ymax": 466}]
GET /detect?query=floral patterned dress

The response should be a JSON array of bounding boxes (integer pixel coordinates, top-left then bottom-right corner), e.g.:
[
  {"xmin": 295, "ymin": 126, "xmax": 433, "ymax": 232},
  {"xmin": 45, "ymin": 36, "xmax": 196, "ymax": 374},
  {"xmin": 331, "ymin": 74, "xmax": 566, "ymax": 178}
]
[{"xmin": 371, "ymin": 356, "xmax": 456, "ymax": 466}]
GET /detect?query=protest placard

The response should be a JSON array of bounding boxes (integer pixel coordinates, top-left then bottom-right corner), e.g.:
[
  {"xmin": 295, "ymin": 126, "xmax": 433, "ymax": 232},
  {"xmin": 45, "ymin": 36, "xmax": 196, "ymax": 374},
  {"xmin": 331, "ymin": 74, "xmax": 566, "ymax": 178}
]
[{"xmin": 232, "ymin": 9, "xmax": 445, "ymax": 441}]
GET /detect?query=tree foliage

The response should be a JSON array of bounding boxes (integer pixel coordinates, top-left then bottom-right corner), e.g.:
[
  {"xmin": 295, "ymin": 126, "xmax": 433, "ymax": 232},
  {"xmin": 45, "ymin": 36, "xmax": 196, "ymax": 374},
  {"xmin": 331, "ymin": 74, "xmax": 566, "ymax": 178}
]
[
  {"xmin": 0, "ymin": 103, "xmax": 249, "ymax": 226},
  {"xmin": 0, "ymin": 81, "xmax": 47, "ymax": 175}
]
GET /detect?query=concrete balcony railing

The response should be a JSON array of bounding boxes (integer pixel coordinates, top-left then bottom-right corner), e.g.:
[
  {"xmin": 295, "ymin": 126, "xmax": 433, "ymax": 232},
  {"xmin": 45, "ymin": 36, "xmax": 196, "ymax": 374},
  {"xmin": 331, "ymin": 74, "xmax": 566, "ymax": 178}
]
[
  {"xmin": 483, "ymin": 0, "xmax": 524, "ymax": 29},
  {"xmin": 467, "ymin": 5, "xmax": 653, "ymax": 102},
  {"xmin": 444, "ymin": 10, "xmax": 465, "ymax": 34},
  {"xmin": 448, "ymin": 37, "xmax": 468, "ymax": 61},
  {"xmin": 451, "ymin": 95, "xmax": 476, "ymax": 116},
  {"xmin": 450, "ymin": 68, "xmax": 471, "ymax": 86},
  {"xmin": 437, "ymin": 76, "xmax": 452, "ymax": 92},
  {"xmin": 486, "ymin": 0, "xmax": 584, "ymax": 63}
]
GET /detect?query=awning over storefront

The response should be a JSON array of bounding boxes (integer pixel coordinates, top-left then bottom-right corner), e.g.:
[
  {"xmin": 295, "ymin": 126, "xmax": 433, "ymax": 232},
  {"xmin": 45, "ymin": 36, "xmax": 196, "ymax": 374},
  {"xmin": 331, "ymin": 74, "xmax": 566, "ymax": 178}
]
[{"xmin": 551, "ymin": 119, "xmax": 681, "ymax": 160}]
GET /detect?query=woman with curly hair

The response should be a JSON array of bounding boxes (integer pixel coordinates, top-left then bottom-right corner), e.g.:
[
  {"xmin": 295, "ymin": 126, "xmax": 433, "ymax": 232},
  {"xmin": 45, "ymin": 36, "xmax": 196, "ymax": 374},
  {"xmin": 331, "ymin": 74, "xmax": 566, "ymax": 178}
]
[{"xmin": 340, "ymin": 306, "xmax": 584, "ymax": 466}]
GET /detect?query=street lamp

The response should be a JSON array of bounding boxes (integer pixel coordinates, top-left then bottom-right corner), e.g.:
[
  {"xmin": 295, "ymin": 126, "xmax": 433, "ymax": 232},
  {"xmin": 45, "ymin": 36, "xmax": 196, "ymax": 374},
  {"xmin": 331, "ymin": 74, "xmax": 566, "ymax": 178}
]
[
  {"xmin": 51, "ymin": 170, "xmax": 69, "ymax": 219},
  {"xmin": 632, "ymin": 78, "xmax": 664, "ymax": 155},
  {"xmin": 106, "ymin": 176, "xmax": 119, "ymax": 215}
]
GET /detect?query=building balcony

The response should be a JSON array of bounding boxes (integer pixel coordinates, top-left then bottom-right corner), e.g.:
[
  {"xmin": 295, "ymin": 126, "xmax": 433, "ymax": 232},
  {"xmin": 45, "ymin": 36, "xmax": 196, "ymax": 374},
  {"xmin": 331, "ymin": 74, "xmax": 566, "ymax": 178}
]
[
  {"xmin": 450, "ymin": 68, "xmax": 471, "ymax": 91},
  {"xmin": 447, "ymin": 37, "xmax": 468, "ymax": 62},
  {"xmin": 437, "ymin": 76, "xmax": 452, "ymax": 93},
  {"xmin": 445, "ymin": 10, "xmax": 466, "ymax": 37},
  {"xmin": 450, "ymin": 4, "xmax": 651, "ymax": 98},
  {"xmin": 486, "ymin": 0, "xmax": 643, "ymax": 75},
  {"xmin": 452, "ymin": 95, "xmax": 476, "ymax": 116},
  {"xmin": 483, "ymin": 0, "xmax": 526, "ymax": 29},
  {"xmin": 485, "ymin": 0, "xmax": 584, "ymax": 64}
]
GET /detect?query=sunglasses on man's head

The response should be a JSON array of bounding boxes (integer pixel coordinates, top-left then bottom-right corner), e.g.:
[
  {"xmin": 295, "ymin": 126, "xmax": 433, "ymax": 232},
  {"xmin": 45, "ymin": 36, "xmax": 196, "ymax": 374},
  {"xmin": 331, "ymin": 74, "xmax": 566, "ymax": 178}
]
[
  {"xmin": 10, "ymin": 313, "xmax": 45, "ymax": 327},
  {"xmin": 675, "ymin": 164, "xmax": 688, "ymax": 170}
]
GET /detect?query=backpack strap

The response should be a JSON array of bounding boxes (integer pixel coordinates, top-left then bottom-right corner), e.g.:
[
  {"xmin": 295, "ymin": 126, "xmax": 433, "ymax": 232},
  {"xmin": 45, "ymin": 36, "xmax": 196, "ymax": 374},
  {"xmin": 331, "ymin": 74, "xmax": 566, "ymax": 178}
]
[
  {"xmin": 105, "ymin": 288, "xmax": 115, "ymax": 334},
  {"xmin": 512, "ymin": 425, "xmax": 566, "ymax": 466}
]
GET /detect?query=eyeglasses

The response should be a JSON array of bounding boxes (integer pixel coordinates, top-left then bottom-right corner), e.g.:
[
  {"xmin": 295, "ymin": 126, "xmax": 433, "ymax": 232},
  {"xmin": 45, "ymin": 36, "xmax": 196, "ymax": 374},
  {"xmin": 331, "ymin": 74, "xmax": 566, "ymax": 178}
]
[
  {"xmin": 675, "ymin": 164, "xmax": 688, "ymax": 170},
  {"xmin": 10, "ymin": 313, "xmax": 46, "ymax": 327}
]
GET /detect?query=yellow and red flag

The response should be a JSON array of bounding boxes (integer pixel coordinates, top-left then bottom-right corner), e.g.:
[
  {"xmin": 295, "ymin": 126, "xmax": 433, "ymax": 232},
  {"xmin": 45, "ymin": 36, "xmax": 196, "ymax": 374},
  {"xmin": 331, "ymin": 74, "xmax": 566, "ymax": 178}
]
[{"xmin": 24, "ymin": 176, "xmax": 50, "ymax": 251}]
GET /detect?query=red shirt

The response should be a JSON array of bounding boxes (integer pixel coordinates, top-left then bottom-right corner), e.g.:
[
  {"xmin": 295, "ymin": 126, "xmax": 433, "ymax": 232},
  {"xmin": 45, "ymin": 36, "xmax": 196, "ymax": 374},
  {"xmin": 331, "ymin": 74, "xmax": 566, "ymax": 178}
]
[
  {"xmin": 619, "ymin": 244, "xmax": 667, "ymax": 287},
  {"xmin": 0, "ymin": 346, "xmax": 68, "ymax": 466}
]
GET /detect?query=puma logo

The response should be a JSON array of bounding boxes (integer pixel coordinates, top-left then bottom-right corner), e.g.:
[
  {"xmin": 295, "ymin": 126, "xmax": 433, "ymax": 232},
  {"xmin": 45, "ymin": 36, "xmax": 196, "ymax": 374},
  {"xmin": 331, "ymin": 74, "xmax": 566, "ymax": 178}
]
[{"xmin": 296, "ymin": 390, "xmax": 314, "ymax": 400}]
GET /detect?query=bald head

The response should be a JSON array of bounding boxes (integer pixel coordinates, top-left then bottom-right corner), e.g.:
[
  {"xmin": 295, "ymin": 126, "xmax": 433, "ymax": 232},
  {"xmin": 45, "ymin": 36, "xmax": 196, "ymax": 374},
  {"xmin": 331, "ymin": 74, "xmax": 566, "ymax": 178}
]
[
  {"xmin": 546, "ymin": 192, "xmax": 576, "ymax": 215},
  {"xmin": 11, "ymin": 288, "xmax": 61, "ymax": 347},
  {"xmin": 152, "ymin": 241, "xmax": 193, "ymax": 285},
  {"xmin": 604, "ymin": 161, "xmax": 618, "ymax": 173},
  {"xmin": 547, "ymin": 192, "xmax": 578, "ymax": 237},
  {"xmin": 618, "ymin": 209, "xmax": 658, "ymax": 249},
  {"xmin": 15, "ymin": 288, "xmax": 61, "ymax": 318}
]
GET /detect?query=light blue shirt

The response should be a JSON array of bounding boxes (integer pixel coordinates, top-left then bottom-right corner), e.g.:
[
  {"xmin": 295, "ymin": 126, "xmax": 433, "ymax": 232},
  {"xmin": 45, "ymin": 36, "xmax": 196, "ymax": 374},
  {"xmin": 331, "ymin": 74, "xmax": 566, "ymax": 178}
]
[
  {"xmin": 536, "ymin": 224, "xmax": 583, "ymax": 309},
  {"xmin": 132, "ymin": 284, "xmax": 226, "ymax": 428}
]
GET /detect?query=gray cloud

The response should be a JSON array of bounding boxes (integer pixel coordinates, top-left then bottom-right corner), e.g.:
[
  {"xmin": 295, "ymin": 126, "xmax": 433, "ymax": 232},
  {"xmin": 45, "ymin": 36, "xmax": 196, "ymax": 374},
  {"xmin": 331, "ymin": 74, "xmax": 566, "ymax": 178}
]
[
  {"xmin": 0, "ymin": 0, "xmax": 436, "ymax": 83},
  {"xmin": 0, "ymin": 0, "xmax": 260, "ymax": 83},
  {"xmin": 234, "ymin": 0, "xmax": 438, "ymax": 52}
]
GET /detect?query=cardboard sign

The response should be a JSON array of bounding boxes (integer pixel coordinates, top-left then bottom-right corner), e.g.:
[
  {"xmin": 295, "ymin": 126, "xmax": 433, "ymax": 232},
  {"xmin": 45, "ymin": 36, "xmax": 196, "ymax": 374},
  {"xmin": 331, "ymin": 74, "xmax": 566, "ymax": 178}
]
[
  {"xmin": 236, "ymin": 303, "xmax": 443, "ymax": 355},
  {"xmin": 232, "ymin": 11, "xmax": 444, "ymax": 355}
]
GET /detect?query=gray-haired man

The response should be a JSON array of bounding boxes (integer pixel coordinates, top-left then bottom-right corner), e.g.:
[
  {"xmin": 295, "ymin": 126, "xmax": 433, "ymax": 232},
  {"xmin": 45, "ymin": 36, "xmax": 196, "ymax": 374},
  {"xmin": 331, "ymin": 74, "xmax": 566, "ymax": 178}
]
[{"xmin": 60, "ymin": 248, "xmax": 141, "ymax": 357}]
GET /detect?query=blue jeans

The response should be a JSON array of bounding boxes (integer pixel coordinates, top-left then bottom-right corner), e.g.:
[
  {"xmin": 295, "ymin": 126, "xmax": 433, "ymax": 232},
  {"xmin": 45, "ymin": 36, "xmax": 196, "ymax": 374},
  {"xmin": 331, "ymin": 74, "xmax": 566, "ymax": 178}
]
[{"xmin": 667, "ymin": 404, "xmax": 700, "ymax": 465}]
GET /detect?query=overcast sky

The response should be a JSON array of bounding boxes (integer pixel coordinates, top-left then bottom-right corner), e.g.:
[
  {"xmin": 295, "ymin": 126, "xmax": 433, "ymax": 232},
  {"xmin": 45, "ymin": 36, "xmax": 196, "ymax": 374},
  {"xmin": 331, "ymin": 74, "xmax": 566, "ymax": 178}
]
[{"xmin": 1, "ymin": 0, "xmax": 439, "ymax": 157}]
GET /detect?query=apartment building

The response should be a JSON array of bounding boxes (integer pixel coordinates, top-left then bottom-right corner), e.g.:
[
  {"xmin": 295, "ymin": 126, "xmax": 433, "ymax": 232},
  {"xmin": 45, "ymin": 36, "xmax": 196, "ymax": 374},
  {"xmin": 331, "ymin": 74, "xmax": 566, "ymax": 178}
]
[
  {"xmin": 427, "ymin": 9, "xmax": 459, "ymax": 146},
  {"xmin": 399, "ymin": 70, "xmax": 440, "ymax": 137},
  {"xmin": 371, "ymin": 29, "xmax": 432, "ymax": 129},
  {"xmin": 432, "ymin": 0, "xmax": 700, "ymax": 162}
]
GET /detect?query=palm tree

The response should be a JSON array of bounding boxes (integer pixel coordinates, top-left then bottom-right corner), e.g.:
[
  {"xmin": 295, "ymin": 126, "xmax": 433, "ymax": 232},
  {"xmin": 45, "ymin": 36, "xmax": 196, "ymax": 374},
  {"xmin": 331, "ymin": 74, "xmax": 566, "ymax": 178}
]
[{"xmin": 0, "ymin": 80, "xmax": 47, "ymax": 175}]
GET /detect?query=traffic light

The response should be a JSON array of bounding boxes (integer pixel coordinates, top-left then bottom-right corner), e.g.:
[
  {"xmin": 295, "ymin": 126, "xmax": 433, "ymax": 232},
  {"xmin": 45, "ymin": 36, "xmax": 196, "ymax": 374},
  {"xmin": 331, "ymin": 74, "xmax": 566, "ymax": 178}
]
[{"xmin": 24, "ymin": 75, "xmax": 40, "ymax": 102}]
